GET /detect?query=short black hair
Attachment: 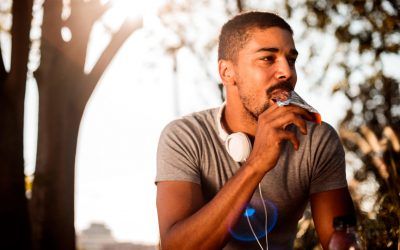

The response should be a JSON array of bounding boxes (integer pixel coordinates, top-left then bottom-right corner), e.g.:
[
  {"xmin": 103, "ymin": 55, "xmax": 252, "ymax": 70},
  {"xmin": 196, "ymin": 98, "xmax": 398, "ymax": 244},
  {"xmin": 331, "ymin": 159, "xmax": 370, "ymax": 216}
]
[{"xmin": 218, "ymin": 11, "xmax": 293, "ymax": 61}]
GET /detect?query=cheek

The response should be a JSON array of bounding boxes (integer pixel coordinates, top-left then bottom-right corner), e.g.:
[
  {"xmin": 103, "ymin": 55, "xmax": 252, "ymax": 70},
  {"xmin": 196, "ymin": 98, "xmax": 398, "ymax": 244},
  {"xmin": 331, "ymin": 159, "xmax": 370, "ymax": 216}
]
[
  {"xmin": 292, "ymin": 70, "xmax": 297, "ymax": 82},
  {"xmin": 254, "ymin": 64, "xmax": 275, "ymax": 79},
  {"xmin": 236, "ymin": 68, "xmax": 271, "ymax": 96}
]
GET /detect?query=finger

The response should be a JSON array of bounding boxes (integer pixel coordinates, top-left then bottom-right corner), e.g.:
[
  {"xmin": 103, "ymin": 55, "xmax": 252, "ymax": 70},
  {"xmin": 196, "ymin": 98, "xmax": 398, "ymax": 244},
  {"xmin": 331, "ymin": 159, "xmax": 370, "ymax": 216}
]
[
  {"xmin": 278, "ymin": 130, "xmax": 299, "ymax": 150},
  {"xmin": 271, "ymin": 112, "xmax": 307, "ymax": 135},
  {"xmin": 284, "ymin": 106, "xmax": 314, "ymax": 121},
  {"xmin": 265, "ymin": 102, "xmax": 281, "ymax": 112}
]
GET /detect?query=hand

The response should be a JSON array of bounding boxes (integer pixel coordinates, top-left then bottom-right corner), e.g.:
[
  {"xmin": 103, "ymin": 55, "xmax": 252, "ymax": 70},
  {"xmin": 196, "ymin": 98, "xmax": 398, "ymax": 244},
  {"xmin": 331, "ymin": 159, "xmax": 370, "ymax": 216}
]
[{"xmin": 246, "ymin": 104, "xmax": 314, "ymax": 173}]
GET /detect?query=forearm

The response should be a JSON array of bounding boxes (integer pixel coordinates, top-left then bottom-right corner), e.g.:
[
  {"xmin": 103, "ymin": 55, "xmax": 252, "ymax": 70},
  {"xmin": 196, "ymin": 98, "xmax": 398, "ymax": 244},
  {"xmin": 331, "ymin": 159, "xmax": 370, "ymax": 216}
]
[
  {"xmin": 311, "ymin": 187, "xmax": 356, "ymax": 249},
  {"xmin": 161, "ymin": 162, "xmax": 267, "ymax": 250}
]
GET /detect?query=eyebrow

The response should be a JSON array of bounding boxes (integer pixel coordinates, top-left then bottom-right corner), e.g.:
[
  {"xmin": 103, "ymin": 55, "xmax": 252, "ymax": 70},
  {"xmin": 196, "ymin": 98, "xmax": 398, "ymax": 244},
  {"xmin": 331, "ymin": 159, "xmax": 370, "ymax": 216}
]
[{"xmin": 256, "ymin": 47, "xmax": 299, "ymax": 56}]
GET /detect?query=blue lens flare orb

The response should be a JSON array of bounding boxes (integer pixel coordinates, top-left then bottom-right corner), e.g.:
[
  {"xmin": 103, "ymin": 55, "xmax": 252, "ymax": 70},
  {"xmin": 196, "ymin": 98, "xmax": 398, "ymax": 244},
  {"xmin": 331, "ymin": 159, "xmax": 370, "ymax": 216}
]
[
  {"xmin": 229, "ymin": 199, "xmax": 278, "ymax": 242},
  {"xmin": 244, "ymin": 207, "xmax": 256, "ymax": 217}
]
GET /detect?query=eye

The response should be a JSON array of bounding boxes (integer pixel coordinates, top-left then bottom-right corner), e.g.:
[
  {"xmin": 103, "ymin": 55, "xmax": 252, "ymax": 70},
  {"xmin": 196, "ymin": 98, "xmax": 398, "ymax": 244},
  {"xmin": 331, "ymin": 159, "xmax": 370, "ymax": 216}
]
[{"xmin": 261, "ymin": 56, "xmax": 275, "ymax": 62}]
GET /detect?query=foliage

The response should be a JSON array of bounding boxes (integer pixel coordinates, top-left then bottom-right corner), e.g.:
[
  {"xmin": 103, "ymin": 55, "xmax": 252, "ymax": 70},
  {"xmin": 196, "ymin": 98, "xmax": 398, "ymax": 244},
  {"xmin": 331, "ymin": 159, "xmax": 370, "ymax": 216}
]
[
  {"xmin": 282, "ymin": 0, "xmax": 400, "ymax": 248},
  {"xmin": 294, "ymin": 207, "xmax": 322, "ymax": 250}
]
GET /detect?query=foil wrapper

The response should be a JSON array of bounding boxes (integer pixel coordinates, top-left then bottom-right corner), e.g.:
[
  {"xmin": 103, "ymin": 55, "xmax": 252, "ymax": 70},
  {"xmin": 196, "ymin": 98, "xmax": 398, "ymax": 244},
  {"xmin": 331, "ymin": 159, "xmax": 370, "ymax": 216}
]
[{"xmin": 275, "ymin": 91, "xmax": 322, "ymax": 124}]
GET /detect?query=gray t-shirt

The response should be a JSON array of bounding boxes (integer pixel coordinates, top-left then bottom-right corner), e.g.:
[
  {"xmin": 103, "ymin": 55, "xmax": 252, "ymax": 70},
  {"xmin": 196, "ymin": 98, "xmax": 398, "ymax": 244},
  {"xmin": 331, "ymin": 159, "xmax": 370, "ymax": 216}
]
[{"xmin": 156, "ymin": 107, "xmax": 347, "ymax": 250}]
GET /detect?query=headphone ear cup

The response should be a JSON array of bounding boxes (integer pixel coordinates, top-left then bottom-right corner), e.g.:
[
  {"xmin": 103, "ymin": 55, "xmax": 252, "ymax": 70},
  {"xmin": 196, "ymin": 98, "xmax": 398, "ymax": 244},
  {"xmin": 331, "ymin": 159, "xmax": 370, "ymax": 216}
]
[{"xmin": 225, "ymin": 132, "xmax": 252, "ymax": 163}]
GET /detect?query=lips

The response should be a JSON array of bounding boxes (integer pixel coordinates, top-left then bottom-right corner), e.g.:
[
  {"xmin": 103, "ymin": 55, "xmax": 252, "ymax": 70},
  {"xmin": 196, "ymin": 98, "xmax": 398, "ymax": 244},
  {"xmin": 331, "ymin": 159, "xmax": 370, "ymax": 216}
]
[
  {"xmin": 270, "ymin": 89, "xmax": 291, "ymax": 103},
  {"xmin": 266, "ymin": 81, "xmax": 294, "ymax": 103}
]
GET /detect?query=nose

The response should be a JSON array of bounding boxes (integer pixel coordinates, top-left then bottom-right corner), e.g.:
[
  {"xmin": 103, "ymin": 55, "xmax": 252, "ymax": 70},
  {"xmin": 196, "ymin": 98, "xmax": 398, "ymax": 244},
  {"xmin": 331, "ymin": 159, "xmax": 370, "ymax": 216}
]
[{"xmin": 275, "ymin": 58, "xmax": 294, "ymax": 80}]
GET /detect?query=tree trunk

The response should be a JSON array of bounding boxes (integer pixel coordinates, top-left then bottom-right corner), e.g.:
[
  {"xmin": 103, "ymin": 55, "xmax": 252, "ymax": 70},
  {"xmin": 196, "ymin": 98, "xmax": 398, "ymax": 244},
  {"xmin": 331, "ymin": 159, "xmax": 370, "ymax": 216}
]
[
  {"xmin": 30, "ymin": 1, "xmax": 93, "ymax": 248},
  {"xmin": 30, "ymin": 53, "xmax": 85, "ymax": 249},
  {"xmin": 0, "ymin": 0, "xmax": 33, "ymax": 248}
]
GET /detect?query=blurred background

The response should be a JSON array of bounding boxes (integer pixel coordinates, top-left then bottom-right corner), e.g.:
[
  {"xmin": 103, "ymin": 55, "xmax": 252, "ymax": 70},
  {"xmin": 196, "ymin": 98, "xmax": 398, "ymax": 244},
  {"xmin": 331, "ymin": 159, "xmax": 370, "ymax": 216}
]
[{"xmin": 0, "ymin": 0, "xmax": 399, "ymax": 249}]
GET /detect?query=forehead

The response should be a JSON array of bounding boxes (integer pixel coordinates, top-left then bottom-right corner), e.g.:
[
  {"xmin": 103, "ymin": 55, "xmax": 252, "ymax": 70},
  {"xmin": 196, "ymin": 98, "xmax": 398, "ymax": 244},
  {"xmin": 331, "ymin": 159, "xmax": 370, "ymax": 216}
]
[{"xmin": 241, "ymin": 27, "xmax": 296, "ymax": 54}]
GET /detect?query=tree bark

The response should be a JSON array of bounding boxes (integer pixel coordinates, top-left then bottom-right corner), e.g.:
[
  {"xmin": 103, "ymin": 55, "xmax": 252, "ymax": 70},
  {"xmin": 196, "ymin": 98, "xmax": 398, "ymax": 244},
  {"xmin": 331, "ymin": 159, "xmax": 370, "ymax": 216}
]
[
  {"xmin": 30, "ymin": 1, "xmax": 93, "ymax": 248},
  {"xmin": 0, "ymin": 0, "xmax": 33, "ymax": 248}
]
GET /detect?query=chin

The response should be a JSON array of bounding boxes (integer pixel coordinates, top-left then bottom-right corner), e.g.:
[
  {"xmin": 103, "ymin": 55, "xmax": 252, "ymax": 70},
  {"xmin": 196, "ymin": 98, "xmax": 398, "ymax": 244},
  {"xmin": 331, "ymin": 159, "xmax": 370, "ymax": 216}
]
[{"xmin": 253, "ymin": 103, "xmax": 270, "ymax": 118}]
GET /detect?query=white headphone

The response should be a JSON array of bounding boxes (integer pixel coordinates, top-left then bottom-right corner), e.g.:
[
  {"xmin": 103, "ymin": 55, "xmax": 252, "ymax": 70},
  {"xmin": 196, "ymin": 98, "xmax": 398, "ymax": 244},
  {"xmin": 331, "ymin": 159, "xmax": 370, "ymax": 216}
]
[{"xmin": 216, "ymin": 102, "xmax": 252, "ymax": 163}]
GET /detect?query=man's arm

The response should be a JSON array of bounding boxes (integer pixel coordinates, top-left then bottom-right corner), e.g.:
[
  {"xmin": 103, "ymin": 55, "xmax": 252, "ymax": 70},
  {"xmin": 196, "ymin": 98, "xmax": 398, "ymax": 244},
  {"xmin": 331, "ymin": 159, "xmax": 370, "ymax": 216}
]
[
  {"xmin": 157, "ymin": 163, "xmax": 267, "ymax": 250},
  {"xmin": 310, "ymin": 187, "xmax": 355, "ymax": 249}
]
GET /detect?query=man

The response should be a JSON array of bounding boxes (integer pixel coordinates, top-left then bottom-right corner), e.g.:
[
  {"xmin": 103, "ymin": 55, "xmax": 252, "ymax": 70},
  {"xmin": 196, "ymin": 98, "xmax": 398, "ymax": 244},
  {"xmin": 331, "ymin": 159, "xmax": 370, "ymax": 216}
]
[{"xmin": 156, "ymin": 11, "xmax": 355, "ymax": 250}]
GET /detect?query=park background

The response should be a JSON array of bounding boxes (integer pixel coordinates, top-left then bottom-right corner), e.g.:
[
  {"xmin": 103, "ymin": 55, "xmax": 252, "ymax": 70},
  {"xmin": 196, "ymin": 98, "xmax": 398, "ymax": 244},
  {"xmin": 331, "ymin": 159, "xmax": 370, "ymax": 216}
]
[{"xmin": 0, "ymin": 0, "xmax": 399, "ymax": 249}]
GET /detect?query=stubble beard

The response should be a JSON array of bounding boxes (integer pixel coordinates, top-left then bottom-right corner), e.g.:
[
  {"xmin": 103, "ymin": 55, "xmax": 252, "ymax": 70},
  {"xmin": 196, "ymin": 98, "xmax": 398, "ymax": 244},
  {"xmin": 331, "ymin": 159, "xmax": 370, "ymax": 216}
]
[
  {"xmin": 236, "ymin": 79, "xmax": 294, "ymax": 122},
  {"xmin": 242, "ymin": 100, "xmax": 270, "ymax": 121},
  {"xmin": 236, "ymin": 81, "xmax": 270, "ymax": 121}
]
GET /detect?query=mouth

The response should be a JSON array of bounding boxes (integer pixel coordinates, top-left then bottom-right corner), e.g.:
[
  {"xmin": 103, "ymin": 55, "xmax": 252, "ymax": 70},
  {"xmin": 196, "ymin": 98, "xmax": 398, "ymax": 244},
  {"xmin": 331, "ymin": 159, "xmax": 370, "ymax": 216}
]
[
  {"xmin": 266, "ymin": 81, "xmax": 294, "ymax": 103},
  {"xmin": 270, "ymin": 89, "xmax": 291, "ymax": 103}
]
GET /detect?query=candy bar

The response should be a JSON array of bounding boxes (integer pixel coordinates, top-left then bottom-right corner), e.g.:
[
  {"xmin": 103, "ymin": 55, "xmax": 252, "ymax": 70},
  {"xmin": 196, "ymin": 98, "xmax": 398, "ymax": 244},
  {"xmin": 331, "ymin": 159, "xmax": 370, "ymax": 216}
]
[{"xmin": 275, "ymin": 91, "xmax": 322, "ymax": 124}]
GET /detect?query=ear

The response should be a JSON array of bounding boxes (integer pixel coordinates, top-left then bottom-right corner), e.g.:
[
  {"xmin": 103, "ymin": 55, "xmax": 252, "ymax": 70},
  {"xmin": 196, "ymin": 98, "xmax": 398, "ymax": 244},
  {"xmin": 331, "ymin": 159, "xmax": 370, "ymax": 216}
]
[{"xmin": 218, "ymin": 59, "xmax": 235, "ymax": 86}]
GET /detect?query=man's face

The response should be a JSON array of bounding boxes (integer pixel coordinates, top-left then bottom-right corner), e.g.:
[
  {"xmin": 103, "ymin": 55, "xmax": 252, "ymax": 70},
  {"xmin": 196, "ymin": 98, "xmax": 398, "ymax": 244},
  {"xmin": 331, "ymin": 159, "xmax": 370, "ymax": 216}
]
[{"xmin": 232, "ymin": 27, "xmax": 298, "ymax": 119}]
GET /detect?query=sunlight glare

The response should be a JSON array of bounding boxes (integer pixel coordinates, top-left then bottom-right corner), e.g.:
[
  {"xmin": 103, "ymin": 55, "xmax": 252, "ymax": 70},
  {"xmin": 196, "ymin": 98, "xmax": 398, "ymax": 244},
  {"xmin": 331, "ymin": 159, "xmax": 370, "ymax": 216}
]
[{"xmin": 106, "ymin": 0, "xmax": 162, "ymax": 21}]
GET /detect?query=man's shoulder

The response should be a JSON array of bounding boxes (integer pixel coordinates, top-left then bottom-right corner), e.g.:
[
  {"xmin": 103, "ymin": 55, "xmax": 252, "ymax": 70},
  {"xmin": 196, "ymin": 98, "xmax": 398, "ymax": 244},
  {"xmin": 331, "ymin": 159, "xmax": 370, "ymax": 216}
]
[
  {"xmin": 183, "ymin": 107, "xmax": 218, "ymax": 123},
  {"xmin": 306, "ymin": 120, "xmax": 339, "ymax": 140},
  {"xmin": 302, "ymin": 120, "xmax": 345, "ymax": 168}
]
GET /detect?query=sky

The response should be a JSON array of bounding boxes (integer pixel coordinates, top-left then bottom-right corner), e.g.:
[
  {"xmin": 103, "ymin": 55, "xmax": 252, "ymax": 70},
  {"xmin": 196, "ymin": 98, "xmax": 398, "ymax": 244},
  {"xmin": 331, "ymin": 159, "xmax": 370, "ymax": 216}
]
[{"xmin": 18, "ymin": 0, "xmax": 400, "ymax": 246}]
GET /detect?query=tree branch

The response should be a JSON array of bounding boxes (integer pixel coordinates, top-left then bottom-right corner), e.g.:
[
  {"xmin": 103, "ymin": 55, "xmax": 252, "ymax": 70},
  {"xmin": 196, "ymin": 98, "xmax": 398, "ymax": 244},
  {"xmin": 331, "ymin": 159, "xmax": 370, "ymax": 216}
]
[
  {"xmin": 41, "ymin": 0, "xmax": 63, "ymax": 50},
  {"xmin": 67, "ymin": 0, "xmax": 110, "ymax": 71},
  {"xmin": 0, "ymin": 43, "xmax": 7, "ymax": 81},
  {"xmin": 36, "ymin": 0, "xmax": 63, "ymax": 89},
  {"xmin": 7, "ymin": 0, "xmax": 33, "ymax": 94},
  {"xmin": 87, "ymin": 17, "xmax": 142, "ymax": 91},
  {"xmin": 236, "ymin": 0, "xmax": 243, "ymax": 12}
]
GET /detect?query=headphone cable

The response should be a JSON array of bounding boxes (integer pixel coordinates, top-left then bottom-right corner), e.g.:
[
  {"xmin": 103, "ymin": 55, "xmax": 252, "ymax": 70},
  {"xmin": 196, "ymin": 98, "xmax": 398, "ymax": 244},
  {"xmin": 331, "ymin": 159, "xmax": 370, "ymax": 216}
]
[
  {"xmin": 246, "ymin": 183, "xmax": 269, "ymax": 250},
  {"xmin": 246, "ymin": 208, "xmax": 265, "ymax": 250},
  {"xmin": 258, "ymin": 183, "xmax": 269, "ymax": 250}
]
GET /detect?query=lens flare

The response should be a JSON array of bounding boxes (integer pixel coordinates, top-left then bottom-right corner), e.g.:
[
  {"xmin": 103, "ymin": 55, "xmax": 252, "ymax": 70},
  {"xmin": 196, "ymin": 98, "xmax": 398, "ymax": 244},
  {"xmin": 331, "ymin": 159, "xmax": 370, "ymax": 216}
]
[
  {"xmin": 244, "ymin": 207, "xmax": 256, "ymax": 217},
  {"xmin": 229, "ymin": 199, "xmax": 278, "ymax": 242}
]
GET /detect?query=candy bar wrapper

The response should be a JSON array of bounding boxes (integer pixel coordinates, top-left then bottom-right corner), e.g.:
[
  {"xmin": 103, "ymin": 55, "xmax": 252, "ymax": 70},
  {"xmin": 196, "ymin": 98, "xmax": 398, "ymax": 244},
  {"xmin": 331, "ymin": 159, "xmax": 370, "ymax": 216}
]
[{"xmin": 276, "ymin": 91, "xmax": 322, "ymax": 124}]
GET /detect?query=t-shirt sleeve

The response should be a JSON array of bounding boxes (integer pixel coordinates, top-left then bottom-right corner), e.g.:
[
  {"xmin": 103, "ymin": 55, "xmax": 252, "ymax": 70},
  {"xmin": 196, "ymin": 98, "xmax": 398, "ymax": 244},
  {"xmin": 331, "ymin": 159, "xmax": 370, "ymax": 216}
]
[
  {"xmin": 309, "ymin": 122, "xmax": 348, "ymax": 194},
  {"xmin": 155, "ymin": 118, "xmax": 201, "ymax": 185}
]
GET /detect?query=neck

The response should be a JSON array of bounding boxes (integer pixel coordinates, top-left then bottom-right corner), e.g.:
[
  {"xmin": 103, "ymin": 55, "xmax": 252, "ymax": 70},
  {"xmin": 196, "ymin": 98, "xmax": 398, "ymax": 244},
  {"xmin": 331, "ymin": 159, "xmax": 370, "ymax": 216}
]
[{"xmin": 224, "ymin": 96, "xmax": 257, "ymax": 137}]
